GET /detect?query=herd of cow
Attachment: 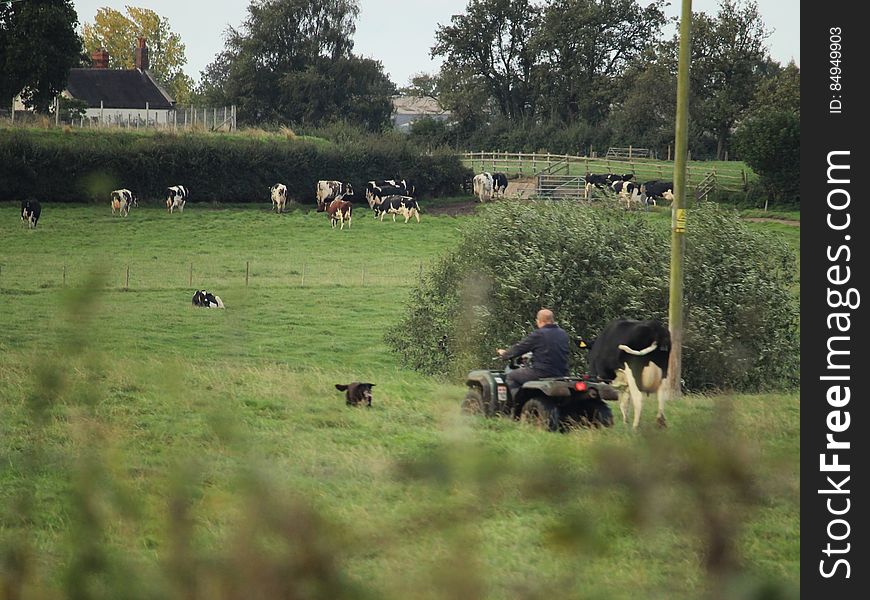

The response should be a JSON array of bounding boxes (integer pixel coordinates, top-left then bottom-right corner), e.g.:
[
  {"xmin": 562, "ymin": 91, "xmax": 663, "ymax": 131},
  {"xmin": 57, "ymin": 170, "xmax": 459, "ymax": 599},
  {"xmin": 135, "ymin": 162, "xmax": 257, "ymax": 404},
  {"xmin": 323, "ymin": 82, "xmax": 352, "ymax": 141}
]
[
  {"xmin": 470, "ymin": 170, "xmax": 675, "ymax": 208},
  {"xmin": 19, "ymin": 170, "xmax": 675, "ymax": 232},
  {"xmin": 308, "ymin": 178, "xmax": 422, "ymax": 230}
]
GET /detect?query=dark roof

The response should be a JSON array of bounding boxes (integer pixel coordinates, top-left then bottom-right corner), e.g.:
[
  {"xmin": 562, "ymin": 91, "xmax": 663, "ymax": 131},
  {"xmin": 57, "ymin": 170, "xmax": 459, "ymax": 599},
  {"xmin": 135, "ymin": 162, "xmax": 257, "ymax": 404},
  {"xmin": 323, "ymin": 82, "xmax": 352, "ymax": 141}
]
[{"xmin": 65, "ymin": 69, "xmax": 174, "ymax": 110}]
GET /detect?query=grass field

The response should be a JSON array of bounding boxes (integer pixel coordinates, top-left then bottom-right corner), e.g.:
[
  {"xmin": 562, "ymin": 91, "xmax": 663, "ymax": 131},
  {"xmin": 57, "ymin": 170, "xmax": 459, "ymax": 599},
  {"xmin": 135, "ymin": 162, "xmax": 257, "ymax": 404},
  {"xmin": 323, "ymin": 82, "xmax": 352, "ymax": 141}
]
[{"xmin": 0, "ymin": 202, "xmax": 799, "ymax": 598}]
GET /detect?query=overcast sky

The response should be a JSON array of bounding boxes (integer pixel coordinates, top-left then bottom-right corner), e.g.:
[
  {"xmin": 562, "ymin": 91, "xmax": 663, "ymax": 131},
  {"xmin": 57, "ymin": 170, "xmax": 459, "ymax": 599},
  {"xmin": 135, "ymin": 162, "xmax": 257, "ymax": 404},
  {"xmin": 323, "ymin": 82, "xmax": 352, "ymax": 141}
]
[{"xmin": 70, "ymin": 0, "xmax": 800, "ymax": 86}]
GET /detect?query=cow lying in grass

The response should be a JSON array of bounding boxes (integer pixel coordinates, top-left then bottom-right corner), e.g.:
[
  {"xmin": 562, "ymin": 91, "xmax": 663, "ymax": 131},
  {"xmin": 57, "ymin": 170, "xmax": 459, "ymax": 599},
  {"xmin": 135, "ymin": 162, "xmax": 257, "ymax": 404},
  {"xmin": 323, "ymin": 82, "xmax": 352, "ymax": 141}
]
[{"xmin": 192, "ymin": 290, "xmax": 225, "ymax": 309}]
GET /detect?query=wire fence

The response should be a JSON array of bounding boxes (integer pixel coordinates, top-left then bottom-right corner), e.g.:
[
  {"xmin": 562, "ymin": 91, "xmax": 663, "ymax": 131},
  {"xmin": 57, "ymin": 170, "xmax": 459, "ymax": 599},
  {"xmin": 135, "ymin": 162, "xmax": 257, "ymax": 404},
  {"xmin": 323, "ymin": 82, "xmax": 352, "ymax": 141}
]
[
  {"xmin": 2, "ymin": 105, "xmax": 237, "ymax": 131},
  {"xmin": 0, "ymin": 258, "xmax": 425, "ymax": 293}
]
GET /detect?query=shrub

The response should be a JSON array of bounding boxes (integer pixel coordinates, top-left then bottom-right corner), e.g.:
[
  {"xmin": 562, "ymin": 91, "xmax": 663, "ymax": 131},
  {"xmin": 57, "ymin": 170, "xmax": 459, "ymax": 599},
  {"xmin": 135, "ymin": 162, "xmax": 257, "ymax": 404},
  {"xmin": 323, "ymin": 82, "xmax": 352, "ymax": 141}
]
[
  {"xmin": 0, "ymin": 128, "xmax": 472, "ymax": 203},
  {"xmin": 386, "ymin": 202, "xmax": 798, "ymax": 391}
]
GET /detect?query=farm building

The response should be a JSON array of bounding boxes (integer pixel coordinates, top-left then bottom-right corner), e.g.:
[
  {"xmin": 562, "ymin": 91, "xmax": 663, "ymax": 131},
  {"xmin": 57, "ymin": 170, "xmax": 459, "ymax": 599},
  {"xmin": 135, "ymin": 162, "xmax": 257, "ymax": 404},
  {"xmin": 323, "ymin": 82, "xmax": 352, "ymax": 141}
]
[
  {"xmin": 62, "ymin": 38, "xmax": 174, "ymax": 125},
  {"xmin": 391, "ymin": 95, "xmax": 451, "ymax": 133}
]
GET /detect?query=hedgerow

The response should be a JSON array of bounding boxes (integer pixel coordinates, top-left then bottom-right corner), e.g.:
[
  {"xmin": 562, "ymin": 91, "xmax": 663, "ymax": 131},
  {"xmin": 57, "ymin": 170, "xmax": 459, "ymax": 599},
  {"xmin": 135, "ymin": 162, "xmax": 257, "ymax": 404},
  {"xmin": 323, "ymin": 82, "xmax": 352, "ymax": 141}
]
[{"xmin": 0, "ymin": 128, "xmax": 471, "ymax": 203}]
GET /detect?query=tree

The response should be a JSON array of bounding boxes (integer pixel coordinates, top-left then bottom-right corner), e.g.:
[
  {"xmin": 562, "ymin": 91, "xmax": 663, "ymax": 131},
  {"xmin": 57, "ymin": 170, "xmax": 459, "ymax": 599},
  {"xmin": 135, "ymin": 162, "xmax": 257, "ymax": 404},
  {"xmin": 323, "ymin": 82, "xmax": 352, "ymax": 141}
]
[
  {"xmin": 663, "ymin": 0, "xmax": 774, "ymax": 159},
  {"xmin": 199, "ymin": 0, "xmax": 394, "ymax": 129},
  {"xmin": 533, "ymin": 0, "xmax": 668, "ymax": 124},
  {"xmin": 732, "ymin": 63, "xmax": 799, "ymax": 207},
  {"xmin": 0, "ymin": 0, "xmax": 83, "ymax": 112},
  {"xmin": 81, "ymin": 6, "xmax": 193, "ymax": 104},
  {"xmin": 432, "ymin": 0, "xmax": 543, "ymax": 121}
]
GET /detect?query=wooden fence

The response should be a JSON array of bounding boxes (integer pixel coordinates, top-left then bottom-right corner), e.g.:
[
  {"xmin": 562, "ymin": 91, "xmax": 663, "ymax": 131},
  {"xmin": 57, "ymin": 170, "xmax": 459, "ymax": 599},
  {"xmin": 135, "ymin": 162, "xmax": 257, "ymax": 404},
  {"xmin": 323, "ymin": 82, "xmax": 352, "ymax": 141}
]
[{"xmin": 460, "ymin": 151, "xmax": 749, "ymax": 194}]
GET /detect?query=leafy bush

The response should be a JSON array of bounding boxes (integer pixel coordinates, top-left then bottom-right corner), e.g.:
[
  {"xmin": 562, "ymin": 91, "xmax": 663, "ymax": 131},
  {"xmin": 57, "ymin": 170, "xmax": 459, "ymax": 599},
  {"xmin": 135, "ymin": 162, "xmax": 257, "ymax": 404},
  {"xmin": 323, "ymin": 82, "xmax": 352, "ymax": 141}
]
[
  {"xmin": 0, "ymin": 128, "xmax": 472, "ymax": 203},
  {"xmin": 386, "ymin": 202, "xmax": 798, "ymax": 391},
  {"xmin": 732, "ymin": 109, "xmax": 800, "ymax": 207}
]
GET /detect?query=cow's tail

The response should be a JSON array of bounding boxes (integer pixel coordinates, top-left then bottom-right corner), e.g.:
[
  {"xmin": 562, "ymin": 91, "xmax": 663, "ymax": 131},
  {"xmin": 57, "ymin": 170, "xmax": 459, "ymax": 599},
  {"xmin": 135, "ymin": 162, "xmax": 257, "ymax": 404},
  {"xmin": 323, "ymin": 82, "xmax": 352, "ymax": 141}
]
[
  {"xmin": 335, "ymin": 384, "xmax": 349, "ymax": 391},
  {"xmin": 618, "ymin": 342, "xmax": 657, "ymax": 356}
]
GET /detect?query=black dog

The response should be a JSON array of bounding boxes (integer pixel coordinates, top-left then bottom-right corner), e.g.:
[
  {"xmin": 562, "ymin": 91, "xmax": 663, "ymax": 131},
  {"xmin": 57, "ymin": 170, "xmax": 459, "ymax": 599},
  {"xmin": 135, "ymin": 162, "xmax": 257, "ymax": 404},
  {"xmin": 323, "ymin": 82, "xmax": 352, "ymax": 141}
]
[{"xmin": 335, "ymin": 382, "xmax": 375, "ymax": 407}]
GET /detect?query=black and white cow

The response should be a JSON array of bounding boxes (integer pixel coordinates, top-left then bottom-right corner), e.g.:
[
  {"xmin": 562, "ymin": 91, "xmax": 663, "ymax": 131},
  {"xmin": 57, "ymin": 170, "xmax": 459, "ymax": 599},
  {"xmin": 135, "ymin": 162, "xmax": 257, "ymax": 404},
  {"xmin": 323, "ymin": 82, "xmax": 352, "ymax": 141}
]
[
  {"xmin": 20, "ymin": 199, "xmax": 41, "ymax": 228},
  {"xmin": 166, "ymin": 185, "xmax": 188, "ymax": 213},
  {"xmin": 374, "ymin": 195, "xmax": 420, "ymax": 223},
  {"xmin": 270, "ymin": 183, "xmax": 288, "ymax": 213},
  {"xmin": 640, "ymin": 181, "xmax": 675, "ymax": 206},
  {"xmin": 606, "ymin": 173, "xmax": 635, "ymax": 184},
  {"xmin": 366, "ymin": 182, "xmax": 406, "ymax": 211},
  {"xmin": 583, "ymin": 174, "xmax": 611, "ymax": 198},
  {"xmin": 111, "ymin": 189, "xmax": 137, "ymax": 217},
  {"xmin": 398, "ymin": 178, "xmax": 416, "ymax": 196},
  {"xmin": 316, "ymin": 180, "xmax": 353, "ymax": 210},
  {"xmin": 585, "ymin": 319, "xmax": 671, "ymax": 429},
  {"xmin": 492, "ymin": 172, "xmax": 509, "ymax": 197},
  {"xmin": 472, "ymin": 172, "xmax": 494, "ymax": 202},
  {"xmin": 192, "ymin": 289, "xmax": 225, "ymax": 309},
  {"xmin": 611, "ymin": 180, "xmax": 642, "ymax": 209}
]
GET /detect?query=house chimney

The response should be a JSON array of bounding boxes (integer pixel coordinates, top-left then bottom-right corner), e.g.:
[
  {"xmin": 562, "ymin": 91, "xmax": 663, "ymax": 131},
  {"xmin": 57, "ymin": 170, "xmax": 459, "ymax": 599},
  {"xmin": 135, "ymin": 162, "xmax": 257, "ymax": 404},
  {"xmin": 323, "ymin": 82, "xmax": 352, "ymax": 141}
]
[
  {"xmin": 91, "ymin": 48, "xmax": 109, "ymax": 69},
  {"xmin": 135, "ymin": 37, "xmax": 149, "ymax": 71}
]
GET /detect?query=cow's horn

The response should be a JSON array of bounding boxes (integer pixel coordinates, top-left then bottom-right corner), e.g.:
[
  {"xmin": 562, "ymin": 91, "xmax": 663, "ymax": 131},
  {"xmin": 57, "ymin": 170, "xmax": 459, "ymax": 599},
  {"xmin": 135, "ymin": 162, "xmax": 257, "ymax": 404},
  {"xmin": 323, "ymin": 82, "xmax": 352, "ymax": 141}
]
[{"xmin": 618, "ymin": 342, "xmax": 657, "ymax": 356}]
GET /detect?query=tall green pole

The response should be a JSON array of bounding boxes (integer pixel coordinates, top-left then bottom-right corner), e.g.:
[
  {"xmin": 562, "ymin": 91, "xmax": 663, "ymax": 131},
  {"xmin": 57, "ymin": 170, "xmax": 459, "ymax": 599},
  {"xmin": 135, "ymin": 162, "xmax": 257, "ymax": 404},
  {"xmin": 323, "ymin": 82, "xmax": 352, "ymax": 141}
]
[{"xmin": 667, "ymin": 0, "xmax": 693, "ymax": 401}]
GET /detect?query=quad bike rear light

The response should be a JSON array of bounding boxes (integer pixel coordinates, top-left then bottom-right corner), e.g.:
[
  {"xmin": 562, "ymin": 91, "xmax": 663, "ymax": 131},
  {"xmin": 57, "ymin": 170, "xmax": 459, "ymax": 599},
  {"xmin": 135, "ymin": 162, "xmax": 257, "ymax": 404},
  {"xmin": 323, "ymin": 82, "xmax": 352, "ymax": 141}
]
[{"xmin": 574, "ymin": 381, "xmax": 588, "ymax": 392}]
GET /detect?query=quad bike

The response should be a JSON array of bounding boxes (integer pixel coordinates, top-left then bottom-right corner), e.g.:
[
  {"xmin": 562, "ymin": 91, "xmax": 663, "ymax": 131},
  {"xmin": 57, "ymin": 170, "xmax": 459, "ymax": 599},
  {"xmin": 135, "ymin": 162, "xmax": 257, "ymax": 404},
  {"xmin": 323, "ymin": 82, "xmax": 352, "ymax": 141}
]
[{"xmin": 461, "ymin": 353, "xmax": 618, "ymax": 431}]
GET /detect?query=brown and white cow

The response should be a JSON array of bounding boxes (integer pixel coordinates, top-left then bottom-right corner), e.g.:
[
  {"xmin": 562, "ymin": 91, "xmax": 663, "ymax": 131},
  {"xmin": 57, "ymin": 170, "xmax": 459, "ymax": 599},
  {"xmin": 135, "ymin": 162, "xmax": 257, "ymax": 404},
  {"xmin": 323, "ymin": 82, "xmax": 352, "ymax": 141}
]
[
  {"xmin": 326, "ymin": 198, "xmax": 353, "ymax": 230},
  {"xmin": 316, "ymin": 180, "xmax": 353, "ymax": 211},
  {"xmin": 111, "ymin": 189, "xmax": 137, "ymax": 216},
  {"xmin": 270, "ymin": 183, "xmax": 288, "ymax": 213}
]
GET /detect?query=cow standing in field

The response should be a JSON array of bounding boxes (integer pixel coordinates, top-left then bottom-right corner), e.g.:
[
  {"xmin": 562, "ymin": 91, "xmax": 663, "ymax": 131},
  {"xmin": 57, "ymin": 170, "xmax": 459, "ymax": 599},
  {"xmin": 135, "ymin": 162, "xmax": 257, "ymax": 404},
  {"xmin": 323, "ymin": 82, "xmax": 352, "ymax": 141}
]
[
  {"xmin": 326, "ymin": 197, "xmax": 353, "ymax": 230},
  {"xmin": 611, "ymin": 180, "xmax": 642, "ymax": 209},
  {"xmin": 111, "ymin": 189, "xmax": 138, "ymax": 217},
  {"xmin": 492, "ymin": 172, "xmax": 509, "ymax": 197},
  {"xmin": 583, "ymin": 174, "xmax": 611, "ymax": 199},
  {"xmin": 316, "ymin": 180, "xmax": 353, "ymax": 211},
  {"xmin": 374, "ymin": 195, "xmax": 421, "ymax": 223},
  {"xmin": 166, "ymin": 185, "xmax": 188, "ymax": 213},
  {"xmin": 585, "ymin": 319, "xmax": 671, "ymax": 429},
  {"xmin": 271, "ymin": 183, "xmax": 288, "ymax": 213},
  {"xmin": 366, "ymin": 181, "xmax": 407, "ymax": 213},
  {"xmin": 472, "ymin": 172, "xmax": 494, "ymax": 202},
  {"xmin": 640, "ymin": 181, "xmax": 675, "ymax": 206},
  {"xmin": 21, "ymin": 199, "xmax": 41, "ymax": 228}
]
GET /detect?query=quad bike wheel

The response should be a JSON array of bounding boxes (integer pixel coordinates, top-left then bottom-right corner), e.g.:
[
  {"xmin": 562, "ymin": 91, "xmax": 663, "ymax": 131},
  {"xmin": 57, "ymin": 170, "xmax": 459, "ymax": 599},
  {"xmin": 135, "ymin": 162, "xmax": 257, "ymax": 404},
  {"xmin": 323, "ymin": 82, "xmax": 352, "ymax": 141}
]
[
  {"xmin": 520, "ymin": 397, "xmax": 560, "ymax": 432},
  {"xmin": 461, "ymin": 387, "xmax": 486, "ymax": 415}
]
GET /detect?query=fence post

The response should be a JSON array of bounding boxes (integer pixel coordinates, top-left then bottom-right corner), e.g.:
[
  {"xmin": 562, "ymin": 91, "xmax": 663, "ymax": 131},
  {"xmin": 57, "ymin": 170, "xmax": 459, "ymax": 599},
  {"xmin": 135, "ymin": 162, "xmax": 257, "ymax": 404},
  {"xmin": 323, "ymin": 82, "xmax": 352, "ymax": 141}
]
[
  {"xmin": 628, "ymin": 145, "xmax": 632, "ymax": 159},
  {"xmin": 213, "ymin": 107, "xmax": 217, "ymax": 130},
  {"xmin": 125, "ymin": 265, "xmax": 130, "ymax": 290},
  {"xmin": 301, "ymin": 263, "xmax": 306, "ymax": 287},
  {"xmin": 361, "ymin": 268, "xmax": 366, "ymax": 287},
  {"xmin": 55, "ymin": 97, "xmax": 60, "ymax": 126},
  {"xmin": 189, "ymin": 263, "xmax": 193, "ymax": 286},
  {"xmin": 418, "ymin": 262, "xmax": 423, "ymax": 282},
  {"xmin": 63, "ymin": 265, "xmax": 66, "ymax": 287},
  {"xmin": 246, "ymin": 261, "xmax": 250, "ymax": 287}
]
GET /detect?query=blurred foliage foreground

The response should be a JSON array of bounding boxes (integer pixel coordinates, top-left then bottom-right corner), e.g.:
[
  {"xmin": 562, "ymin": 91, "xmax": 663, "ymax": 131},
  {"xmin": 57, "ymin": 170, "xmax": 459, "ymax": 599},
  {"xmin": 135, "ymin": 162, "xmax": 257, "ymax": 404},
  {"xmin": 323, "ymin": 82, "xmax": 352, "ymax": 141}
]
[{"xmin": 0, "ymin": 273, "xmax": 798, "ymax": 599}]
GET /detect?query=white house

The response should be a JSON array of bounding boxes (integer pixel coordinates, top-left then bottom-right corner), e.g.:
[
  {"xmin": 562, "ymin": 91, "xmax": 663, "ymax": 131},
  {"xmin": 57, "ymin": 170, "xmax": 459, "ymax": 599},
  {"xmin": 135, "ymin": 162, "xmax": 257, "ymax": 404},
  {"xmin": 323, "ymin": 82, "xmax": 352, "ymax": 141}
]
[{"xmin": 391, "ymin": 95, "xmax": 451, "ymax": 133}]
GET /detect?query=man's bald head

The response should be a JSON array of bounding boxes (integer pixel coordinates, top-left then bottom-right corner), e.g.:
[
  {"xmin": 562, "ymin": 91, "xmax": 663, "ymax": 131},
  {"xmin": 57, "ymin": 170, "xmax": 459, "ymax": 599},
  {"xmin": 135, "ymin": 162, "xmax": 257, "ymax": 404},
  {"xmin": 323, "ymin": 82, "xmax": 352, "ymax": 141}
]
[{"xmin": 536, "ymin": 309, "xmax": 555, "ymax": 327}]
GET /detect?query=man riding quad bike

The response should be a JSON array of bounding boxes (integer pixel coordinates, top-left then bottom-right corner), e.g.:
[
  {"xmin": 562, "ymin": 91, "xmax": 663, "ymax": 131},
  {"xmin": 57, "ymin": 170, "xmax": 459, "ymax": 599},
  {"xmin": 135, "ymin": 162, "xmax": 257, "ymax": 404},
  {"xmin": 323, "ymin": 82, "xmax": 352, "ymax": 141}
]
[{"xmin": 461, "ymin": 309, "xmax": 617, "ymax": 431}]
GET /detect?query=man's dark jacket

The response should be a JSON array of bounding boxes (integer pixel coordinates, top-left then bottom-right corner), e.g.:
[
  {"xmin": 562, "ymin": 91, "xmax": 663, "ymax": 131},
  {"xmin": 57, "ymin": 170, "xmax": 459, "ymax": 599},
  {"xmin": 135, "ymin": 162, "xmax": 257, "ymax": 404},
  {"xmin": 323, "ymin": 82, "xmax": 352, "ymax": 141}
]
[{"xmin": 503, "ymin": 323, "xmax": 570, "ymax": 377}]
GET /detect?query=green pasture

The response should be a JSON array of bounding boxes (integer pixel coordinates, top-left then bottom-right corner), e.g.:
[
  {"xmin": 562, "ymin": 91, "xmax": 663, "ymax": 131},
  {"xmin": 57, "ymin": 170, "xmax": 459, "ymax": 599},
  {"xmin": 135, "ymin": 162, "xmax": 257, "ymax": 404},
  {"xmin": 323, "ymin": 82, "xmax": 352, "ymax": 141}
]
[{"xmin": 1, "ymin": 203, "xmax": 799, "ymax": 598}]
